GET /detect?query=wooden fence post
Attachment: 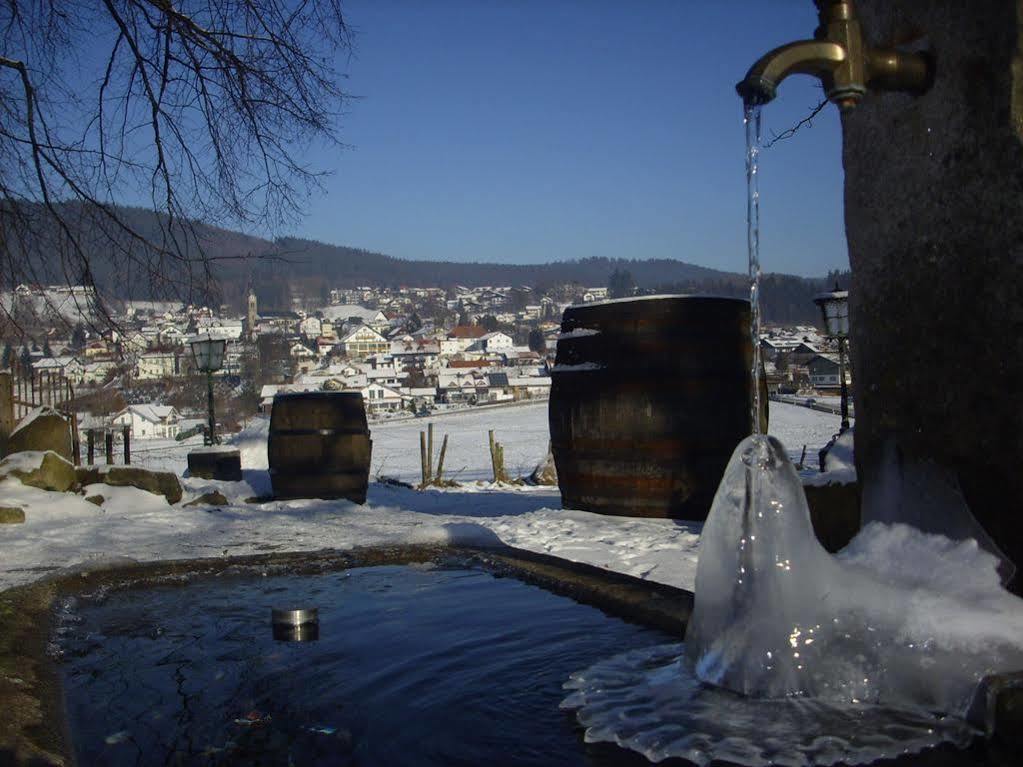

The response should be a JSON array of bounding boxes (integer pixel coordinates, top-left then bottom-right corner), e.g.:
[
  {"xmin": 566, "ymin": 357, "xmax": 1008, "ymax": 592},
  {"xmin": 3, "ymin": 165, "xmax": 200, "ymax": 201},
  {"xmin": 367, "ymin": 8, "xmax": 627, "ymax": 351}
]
[
  {"xmin": 105, "ymin": 431, "xmax": 114, "ymax": 465},
  {"xmin": 87, "ymin": 430, "xmax": 96, "ymax": 465},
  {"xmin": 122, "ymin": 426, "xmax": 131, "ymax": 465},
  {"xmin": 426, "ymin": 423, "xmax": 434, "ymax": 483},
  {"xmin": 71, "ymin": 412, "xmax": 81, "ymax": 466},
  {"xmin": 419, "ymin": 430, "xmax": 428, "ymax": 486},
  {"xmin": 436, "ymin": 435, "xmax": 449, "ymax": 482}
]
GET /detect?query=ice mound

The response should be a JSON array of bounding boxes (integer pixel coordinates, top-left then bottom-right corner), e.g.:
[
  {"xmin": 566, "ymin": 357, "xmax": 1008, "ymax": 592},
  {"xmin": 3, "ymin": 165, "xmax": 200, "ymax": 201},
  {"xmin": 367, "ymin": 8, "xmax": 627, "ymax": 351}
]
[
  {"xmin": 562, "ymin": 643, "xmax": 974, "ymax": 767},
  {"xmin": 563, "ymin": 435, "xmax": 1023, "ymax": 765}
]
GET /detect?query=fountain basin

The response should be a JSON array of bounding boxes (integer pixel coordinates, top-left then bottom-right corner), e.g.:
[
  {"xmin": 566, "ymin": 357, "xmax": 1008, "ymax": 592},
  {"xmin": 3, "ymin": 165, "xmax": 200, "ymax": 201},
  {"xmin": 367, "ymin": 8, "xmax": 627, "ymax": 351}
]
[{"xmin": 0, "ymin": 544, "xmax": 689, "ymax": 765}]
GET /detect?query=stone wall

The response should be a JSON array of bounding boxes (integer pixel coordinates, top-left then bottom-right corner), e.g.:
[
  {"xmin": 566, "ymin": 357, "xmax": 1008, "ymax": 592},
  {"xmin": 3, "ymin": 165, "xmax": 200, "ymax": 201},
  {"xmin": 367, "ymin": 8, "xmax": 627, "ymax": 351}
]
[{"xmin": 843, "ymin": 1, "xmax": 1023, "ymax": 583}]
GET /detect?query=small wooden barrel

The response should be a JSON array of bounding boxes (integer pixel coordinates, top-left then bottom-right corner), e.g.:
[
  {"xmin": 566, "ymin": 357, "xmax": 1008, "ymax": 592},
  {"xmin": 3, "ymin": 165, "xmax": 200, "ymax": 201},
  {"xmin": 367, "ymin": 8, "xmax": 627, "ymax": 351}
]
[
  {"xmin": 268, "ymin": 392, "xmax": 372, "ymax": 503},
  {"xmin": 549, "ymin": 295, "xmax": 768, "ymax": 521}
]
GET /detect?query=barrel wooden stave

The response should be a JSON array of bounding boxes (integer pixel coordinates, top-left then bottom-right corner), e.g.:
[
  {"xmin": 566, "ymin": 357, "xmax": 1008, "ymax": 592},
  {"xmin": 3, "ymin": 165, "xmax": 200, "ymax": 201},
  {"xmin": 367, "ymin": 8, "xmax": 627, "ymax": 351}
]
[
  {"xmin": 268, "ymin": 392, "xmax": 372, "ymax": 503},
  {"xmin": 550, "ymin": 296, "xmax": 767, "ymax": 521}
]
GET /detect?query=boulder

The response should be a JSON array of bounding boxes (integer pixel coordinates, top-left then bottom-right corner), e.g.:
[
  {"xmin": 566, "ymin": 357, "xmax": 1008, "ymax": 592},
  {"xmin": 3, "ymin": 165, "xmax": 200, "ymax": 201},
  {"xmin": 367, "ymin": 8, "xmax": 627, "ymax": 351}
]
[
  {"xmin": 0, "ymin": 506, "xmax": 25, "ymax": 524},
  {"xmin": 5, "ymin": 407, "xmax": 72, "ymax": 461},
  {"xmin": 183, "ymin": 490, "xmax": 229, "ymax": 508},
  {"xmin": 75, "ymin": 465, "xmax": 183, "ymax": 505},
  {"xmin": 529, "ymin": 450, "xmax": 558, "ymax": 486},
  {"xmin": 0, "ymin": 451, "xmax": 76, "ymax": 492},
  {"xmin": 84, "ymin": 494, "xmax": 105, "ymax": 506}
]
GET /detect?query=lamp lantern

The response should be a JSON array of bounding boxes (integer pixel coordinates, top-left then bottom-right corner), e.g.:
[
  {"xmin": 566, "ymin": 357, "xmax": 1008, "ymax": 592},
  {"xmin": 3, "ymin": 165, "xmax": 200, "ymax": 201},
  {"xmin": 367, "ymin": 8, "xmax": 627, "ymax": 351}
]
[
  {"xmin": 813, "ymin": 283, "xmax": 851, "ymax": 436},
  {"xmin": 189, "ymin": 333, "xmax": 227, "ymax": 444},
  {"xmin": 813, "ymin": 284, "xmax": 849, "ymax": 338}
]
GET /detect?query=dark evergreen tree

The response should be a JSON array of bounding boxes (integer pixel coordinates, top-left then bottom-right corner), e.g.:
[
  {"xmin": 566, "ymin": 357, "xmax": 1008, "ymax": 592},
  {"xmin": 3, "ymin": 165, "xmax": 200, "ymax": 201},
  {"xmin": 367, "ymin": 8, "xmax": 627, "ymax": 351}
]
[
  {"xmin": 19, "ymin": 345, "xmax": 31, "ymax": 375},
  {"xmin": 1, "ymin": 343, "xmax": 12, "ymax": 369},
  {"xmin": 607, "ymin": 268, "xmax": 636, "ymax": 299},
  {"xmin": 480, "ymin": 315, "xmax": 499, "ymax": 332},
  {"xmin": 42, "ymin": 340, "xmax": 53, "ymax": 357},
  {"xmin": 527, "ymin": 329, "xmax": 546, "ymax": 354},
  {"xmin": 71, "ymin": 322, "xmax": 87, "ymax": 351}
]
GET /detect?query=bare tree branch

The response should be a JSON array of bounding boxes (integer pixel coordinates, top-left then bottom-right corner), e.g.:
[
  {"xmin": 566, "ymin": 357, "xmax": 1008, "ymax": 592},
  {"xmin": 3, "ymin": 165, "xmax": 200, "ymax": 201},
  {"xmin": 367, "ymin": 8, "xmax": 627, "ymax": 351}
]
[
  {"xmin": 763, "ymin": 99, "xmax": 829, "ymax": 149},
  {"xmin": 0, "ymin": 0, "xmax": 352, "ymax": 336}
]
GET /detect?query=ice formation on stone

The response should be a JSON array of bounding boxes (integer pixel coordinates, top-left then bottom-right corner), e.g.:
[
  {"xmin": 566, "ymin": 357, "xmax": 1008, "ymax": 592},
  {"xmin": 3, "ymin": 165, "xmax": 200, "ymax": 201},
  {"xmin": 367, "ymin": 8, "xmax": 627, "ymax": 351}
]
[{"xmin": 563, "ymin": 435, "xmax": 1023, "ymax": 766}]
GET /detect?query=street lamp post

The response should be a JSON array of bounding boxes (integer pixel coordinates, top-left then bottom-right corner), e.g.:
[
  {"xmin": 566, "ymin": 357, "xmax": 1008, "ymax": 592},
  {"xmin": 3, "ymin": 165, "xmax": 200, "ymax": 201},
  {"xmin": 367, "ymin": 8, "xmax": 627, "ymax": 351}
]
[
  {"xmin": 189, "ymin": 333, "xmax": 227, "ymax": 445},
  {"xmin": 813, "ymin": 283, "xmax": 850, "ymax": 432}
]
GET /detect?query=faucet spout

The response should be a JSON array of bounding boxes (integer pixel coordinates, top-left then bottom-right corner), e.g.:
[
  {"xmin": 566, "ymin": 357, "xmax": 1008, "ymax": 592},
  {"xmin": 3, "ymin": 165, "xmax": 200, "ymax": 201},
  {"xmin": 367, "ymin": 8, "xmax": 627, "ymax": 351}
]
[
  {"xmin": 736, "ymin": 40, "xmax": 847, "ymax": 106},
  {"xmin": 736, "ymin": 0, "xmax": 932, "ymax": 112}
]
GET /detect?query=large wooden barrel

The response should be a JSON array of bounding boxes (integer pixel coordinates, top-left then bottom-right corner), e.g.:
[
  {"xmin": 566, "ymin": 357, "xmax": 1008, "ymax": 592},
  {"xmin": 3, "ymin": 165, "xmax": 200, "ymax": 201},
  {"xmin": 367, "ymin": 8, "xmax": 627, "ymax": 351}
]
[
  {"xmin": 549, "ymin": 296, "xmax": 768, "ymax": 520},
  {"xmin": 268, "ymin": 392, "xmax": 372, "ymax": 503}
]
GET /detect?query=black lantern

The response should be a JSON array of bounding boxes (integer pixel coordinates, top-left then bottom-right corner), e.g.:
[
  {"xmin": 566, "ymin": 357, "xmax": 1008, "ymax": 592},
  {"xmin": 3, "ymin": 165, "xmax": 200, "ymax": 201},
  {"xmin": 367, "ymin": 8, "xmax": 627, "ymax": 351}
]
[
  {"xmin": 813, "ymin": 283, "xmax": 850, "ymax": 433},
  {"xmin": 189, "ymin": 333, "xmax": 227, "ymax": 444},
  {"xmin": 813, "ymin": 285, "xmax": 849, "ymax": 338}
]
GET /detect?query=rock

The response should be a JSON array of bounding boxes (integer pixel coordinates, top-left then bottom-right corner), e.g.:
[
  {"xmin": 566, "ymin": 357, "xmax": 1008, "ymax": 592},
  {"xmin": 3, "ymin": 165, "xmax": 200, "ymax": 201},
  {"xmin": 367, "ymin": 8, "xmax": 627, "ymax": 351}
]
[
  {"xmin": 0, "ymin": 451, "xmax": 77, "ymax": 492},
  {"xmin": 0, "ymin": 506, "xmax": 25, "ymax": 524},
  {"xmin": 529, "ymin": 450, "xmax": 558, "ymax": 486},
  {"xmin": 84, "ymin": 495, "xmax": 105, "ymax": 506},
  {"xmin": 183, "ymin": 490, "xmax": 229, "ymax": 507},
  {"xmin": 5, "ymin": 407, "xmax": 72, "ymax": 461},
  {"xmin": 75, "ymin": 465, "xmax": 183, "ymax": 505}
]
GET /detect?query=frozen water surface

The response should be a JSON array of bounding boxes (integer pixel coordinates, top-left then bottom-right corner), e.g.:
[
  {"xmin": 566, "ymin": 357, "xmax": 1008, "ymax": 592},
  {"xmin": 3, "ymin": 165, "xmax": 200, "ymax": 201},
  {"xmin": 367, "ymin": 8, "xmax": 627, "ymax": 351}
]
[{"xmin": 564, "ymin": 435, "xmax": 1023, "ymax": 766}]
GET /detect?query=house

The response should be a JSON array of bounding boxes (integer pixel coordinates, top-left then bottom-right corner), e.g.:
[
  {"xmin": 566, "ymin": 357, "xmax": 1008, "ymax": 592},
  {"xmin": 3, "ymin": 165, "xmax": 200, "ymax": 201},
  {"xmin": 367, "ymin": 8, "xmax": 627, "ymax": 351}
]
[
  {"xmin": 362, "ymin": 382, "xmax": 407, "ymax": 413},
  {"xmin": 111, "ymin": 404, "xmax": 181, "ymax": 439},
  {"xmin": 289, "ymin": 342, "xmax": 319, "ymax": 375},
  {"xmin": 440, "ymin": 325, "xmax": 487, "ymax": 355},
  {"xmin": 389, "ymin": 338, "xmax": 441, "ymax": 371},
  {"xmin": 315, "ymin": 336, "xmax": 339, "ymax": 357},
  {"xmin": 135, "ymin": 349, "xmax": 180, "ymax": 380},
  {"xmin": 32, "ymin": 355, "xmax": 84, "ymax": 382},
  {"xmin": 80, "ymin": 359, "xmax": 119, "ymax": 384},
  {"xmin": 322, "ymin": 304, "xmax": 388, "ymax": 328},
  {"xmin": 341, "ymin": 325, "xmax": 389, "ymax": 358},
  {"xmin": 299, "ymin": 316, "xmax": 323, "ymax": 339},
  {"xmin": 807, "ymin": 354, "xmax": 851, "ymax": 390},
  {"xmin": 468, "ymin": 331, "xmax": 514, "ymax": 353}
]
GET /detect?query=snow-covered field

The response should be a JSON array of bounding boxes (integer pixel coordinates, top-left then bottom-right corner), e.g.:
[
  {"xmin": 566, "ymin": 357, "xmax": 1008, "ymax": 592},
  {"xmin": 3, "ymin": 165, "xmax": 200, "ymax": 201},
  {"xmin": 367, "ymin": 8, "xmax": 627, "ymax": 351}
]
[{"xmin": 0, "ymin": 402, "xmax": 846, "ymax": 594}]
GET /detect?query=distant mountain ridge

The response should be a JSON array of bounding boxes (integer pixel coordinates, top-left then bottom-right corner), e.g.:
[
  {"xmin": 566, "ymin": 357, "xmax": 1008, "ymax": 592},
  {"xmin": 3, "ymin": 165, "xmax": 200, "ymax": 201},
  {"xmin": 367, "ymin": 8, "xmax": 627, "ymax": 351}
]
[{"xmin": 18, "ymin": 205, "xmax": 847, "ymax": 324}]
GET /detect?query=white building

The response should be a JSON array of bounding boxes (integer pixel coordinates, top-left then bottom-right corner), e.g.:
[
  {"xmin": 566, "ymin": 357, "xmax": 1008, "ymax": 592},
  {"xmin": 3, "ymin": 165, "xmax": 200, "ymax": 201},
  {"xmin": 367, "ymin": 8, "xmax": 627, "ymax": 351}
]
[
  {"xmin": 469, "ymin": 331, "xmax": 514, "ymax": 353},
  {"xmin": 135, "ymin": 350, "xmax": 179, "ymax": 380},
  {"xmin": 341, "ymin": 325, "xmax": 389, "ymax": 358},
  {"xmin": 111, "ymin": 405, "xmax": 181, "ymax": 439}
]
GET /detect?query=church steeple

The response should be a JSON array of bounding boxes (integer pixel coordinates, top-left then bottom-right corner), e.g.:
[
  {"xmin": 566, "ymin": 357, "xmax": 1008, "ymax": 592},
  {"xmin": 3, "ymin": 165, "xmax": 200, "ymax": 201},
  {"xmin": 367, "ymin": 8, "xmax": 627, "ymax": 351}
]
[{"xmin": 246, "ymin": 286, "xmax": 258, "ymax": 340}]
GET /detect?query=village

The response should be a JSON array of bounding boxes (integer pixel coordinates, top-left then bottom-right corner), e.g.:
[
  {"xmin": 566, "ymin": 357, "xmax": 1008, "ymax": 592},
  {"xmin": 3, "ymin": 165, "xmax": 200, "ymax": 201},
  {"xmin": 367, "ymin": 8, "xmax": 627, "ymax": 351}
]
[{"xmin": 0, "ymin": 280, "xmax": 852, "ymax": 449}]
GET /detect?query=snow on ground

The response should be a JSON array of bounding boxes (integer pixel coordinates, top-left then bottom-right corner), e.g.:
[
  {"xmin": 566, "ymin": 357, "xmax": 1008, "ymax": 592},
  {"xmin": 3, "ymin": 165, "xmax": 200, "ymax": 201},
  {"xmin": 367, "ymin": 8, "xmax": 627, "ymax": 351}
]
[{"xmin": 0, "ymin": 401, "xmax": 844, "ymax": 595}]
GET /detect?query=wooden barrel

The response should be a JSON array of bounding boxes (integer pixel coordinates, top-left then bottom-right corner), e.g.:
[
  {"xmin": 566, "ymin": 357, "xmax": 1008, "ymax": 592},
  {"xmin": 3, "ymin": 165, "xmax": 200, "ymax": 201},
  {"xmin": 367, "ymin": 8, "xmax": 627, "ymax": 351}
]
[
  {"xmin": 549, "ymin": 295, "xmax": 768, "ymax": 520},
  {"xmin": 268, "ymin": 392, "xmax": 372, "ymax": 503}
]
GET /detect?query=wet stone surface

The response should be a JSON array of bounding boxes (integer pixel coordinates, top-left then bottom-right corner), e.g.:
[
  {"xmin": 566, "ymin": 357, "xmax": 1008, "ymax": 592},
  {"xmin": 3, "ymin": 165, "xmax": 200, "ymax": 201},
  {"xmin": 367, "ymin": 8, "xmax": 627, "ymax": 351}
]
[{"xmin": 55, "ymin": 564, "xmax": 672, "ymax": 766}]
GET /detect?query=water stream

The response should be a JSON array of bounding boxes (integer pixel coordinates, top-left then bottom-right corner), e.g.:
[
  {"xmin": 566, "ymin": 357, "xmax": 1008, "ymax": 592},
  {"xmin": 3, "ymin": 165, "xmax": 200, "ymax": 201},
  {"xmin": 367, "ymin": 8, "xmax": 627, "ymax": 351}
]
[{"xmin": 746, "ymin": 104, "xmax": 763, "ymax": 436}]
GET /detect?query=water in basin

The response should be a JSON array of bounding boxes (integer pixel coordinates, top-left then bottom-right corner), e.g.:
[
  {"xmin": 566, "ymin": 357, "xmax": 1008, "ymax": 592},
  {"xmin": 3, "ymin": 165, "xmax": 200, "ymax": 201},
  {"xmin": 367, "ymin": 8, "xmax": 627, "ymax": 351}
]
[{"xmin": 55, "ymin": 564, "xmax": 673, "ymax": 766}]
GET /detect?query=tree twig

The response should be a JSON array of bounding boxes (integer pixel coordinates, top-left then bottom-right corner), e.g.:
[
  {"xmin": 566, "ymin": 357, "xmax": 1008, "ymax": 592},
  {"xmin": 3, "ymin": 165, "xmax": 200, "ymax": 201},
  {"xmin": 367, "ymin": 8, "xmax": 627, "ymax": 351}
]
[{"xmin": 763, "ymin": 99, "xmax": 829, "ymax": 149}]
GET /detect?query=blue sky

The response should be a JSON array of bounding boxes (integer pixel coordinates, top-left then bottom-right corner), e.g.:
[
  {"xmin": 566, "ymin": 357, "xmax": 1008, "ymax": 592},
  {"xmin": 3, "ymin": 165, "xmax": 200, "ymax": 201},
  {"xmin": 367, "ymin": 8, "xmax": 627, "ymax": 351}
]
[{"xmin": 295, "ymin": 1, "xmax": 848, "ymax": 277}]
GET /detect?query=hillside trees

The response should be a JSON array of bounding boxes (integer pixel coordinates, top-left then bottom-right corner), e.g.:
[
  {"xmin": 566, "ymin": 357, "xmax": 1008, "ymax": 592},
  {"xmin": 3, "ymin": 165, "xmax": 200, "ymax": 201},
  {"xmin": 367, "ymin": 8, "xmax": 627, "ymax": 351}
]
[
  {"xmin": 607, "ymin": 268, "xmax": 636, "ymax": 299},
  {"xmin": 1, "ymin": 0, "xmax": 351, "ymax": 327}
]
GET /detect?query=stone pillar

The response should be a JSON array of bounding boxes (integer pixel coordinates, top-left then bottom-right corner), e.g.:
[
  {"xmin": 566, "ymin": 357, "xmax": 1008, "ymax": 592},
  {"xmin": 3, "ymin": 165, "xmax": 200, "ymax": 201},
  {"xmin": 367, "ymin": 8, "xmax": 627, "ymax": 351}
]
[{"xmin": 843, "ymin": 1, "xmax": 1023, "ymax": 583}]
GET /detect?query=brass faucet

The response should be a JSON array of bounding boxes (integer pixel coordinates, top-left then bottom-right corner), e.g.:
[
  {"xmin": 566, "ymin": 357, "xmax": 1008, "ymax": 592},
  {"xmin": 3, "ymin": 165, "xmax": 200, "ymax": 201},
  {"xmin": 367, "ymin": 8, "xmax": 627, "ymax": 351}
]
[{"xmin": 736, "ymin": 0, "xmax": 932, "ymax": 111}]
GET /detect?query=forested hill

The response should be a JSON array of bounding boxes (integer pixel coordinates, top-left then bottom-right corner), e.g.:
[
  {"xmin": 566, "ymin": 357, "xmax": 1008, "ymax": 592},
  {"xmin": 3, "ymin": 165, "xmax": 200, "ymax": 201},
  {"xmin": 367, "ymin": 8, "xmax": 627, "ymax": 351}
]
[{"xmin": 19, "ymin": 205, "xmax": 847, "ymax": 324}]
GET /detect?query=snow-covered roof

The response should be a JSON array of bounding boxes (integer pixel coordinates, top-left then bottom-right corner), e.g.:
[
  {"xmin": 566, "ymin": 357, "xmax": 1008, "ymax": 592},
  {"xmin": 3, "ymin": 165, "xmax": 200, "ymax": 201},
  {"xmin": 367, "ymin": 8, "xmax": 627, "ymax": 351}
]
[
  {"xmin": 116, "ymin": 404, "xmax": 178, "ymax": 424},
  {"xmin": 322, "ymin": 304, "xmax": 385, "ymax": 323}
]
